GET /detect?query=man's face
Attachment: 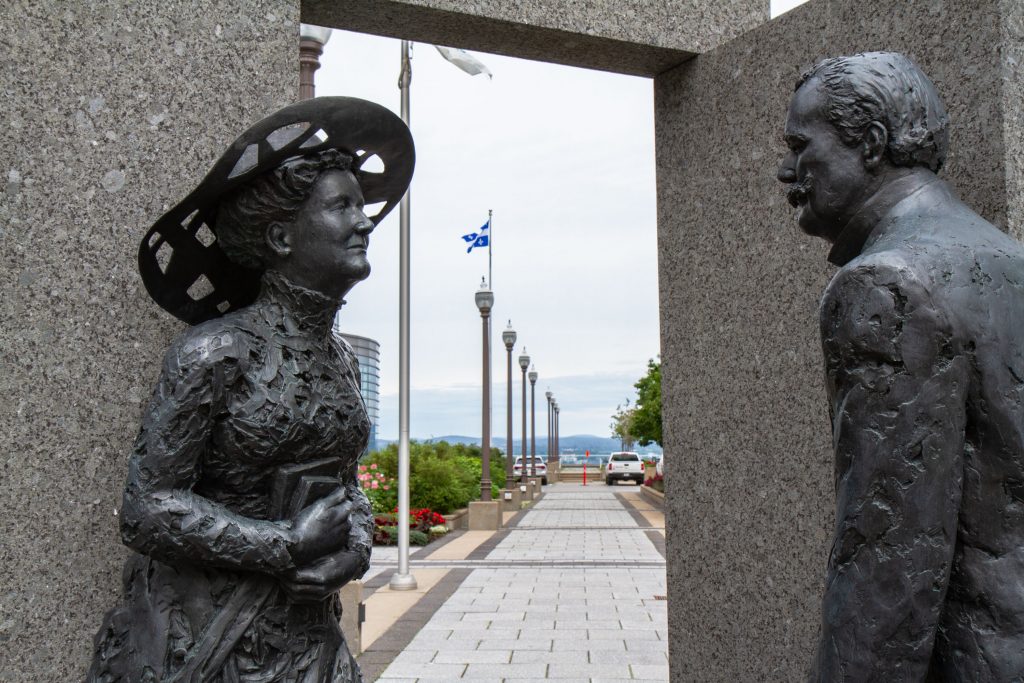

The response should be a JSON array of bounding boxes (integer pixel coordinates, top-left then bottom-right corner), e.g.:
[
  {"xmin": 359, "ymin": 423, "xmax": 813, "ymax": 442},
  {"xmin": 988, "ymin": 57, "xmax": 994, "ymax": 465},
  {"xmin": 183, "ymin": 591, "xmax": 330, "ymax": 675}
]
[{"xmin": 777, "ymin": 80, "xmax": 874, "ymax": 243}]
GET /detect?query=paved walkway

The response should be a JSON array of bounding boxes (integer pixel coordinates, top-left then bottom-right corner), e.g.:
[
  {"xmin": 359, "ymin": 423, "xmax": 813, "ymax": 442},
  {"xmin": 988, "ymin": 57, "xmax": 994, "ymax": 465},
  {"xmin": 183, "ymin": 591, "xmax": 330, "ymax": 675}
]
[{"xmin": 363, "ymin": 483, "xmax": 668, "ymax": 682}]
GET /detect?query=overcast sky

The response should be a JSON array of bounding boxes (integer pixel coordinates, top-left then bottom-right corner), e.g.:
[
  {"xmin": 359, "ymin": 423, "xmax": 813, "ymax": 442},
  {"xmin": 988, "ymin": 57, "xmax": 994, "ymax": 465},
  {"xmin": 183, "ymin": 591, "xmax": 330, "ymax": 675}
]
[
  {"xmin": 318, "ymin": 33, "xmax": 659, "ymax": 441},
  {"xmin": 318, "ymin": 0, "xmax": 807, "ymax": 441},
  {"xmin": 772, "ymin": 0, "xmax": 809, "ymax": 15}
]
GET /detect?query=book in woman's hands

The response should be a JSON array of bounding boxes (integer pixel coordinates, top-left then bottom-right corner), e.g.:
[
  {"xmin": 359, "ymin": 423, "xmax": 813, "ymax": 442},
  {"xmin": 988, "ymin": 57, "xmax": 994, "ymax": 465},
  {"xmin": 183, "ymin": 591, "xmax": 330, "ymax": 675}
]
[{"xmin": 269, "ymin": 458, "xmax": 343, "ymax": 519}]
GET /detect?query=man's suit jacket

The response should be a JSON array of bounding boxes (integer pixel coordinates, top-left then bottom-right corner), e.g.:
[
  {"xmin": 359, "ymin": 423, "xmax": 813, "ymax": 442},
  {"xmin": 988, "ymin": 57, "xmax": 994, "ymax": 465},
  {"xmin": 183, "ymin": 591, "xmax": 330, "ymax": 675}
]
[{"xmin": 810, "ymin": 177, "xmax": 1024, "ymax": 681}]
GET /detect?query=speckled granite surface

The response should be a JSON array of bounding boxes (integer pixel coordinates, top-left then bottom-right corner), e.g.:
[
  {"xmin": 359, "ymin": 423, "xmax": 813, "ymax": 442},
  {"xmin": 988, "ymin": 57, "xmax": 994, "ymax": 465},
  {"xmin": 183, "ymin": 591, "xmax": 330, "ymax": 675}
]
[
  {"xmin": 1002, "ymin": 0, "xmax": 1024, "ymax": 240},
  {"xmin": 655, "ymin": 0, "xmax": 1024, "ymax": 680},
  {"xmin": 0, "ymin": 2, "xmax": 296, "ymax": 679},
  {"xmin": 303, "ymin": 0, "xmax": 769, "ymax": 76}
]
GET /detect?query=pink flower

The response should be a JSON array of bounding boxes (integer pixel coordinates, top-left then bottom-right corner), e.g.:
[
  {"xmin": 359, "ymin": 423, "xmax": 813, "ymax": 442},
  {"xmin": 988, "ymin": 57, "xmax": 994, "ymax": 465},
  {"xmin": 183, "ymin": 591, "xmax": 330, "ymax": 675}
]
[
  {"xmin": 370, "ymin": 463, "xmax": 378, "ymax": 470},
  {"xmin": 382, "ymin": 485, "xmax": 390, "ymax": 490},
  {"xmin": 358, "ymin": 465, "xmax": 367, "ymax": 472},
  {"xmin": 371, "ymin": 480, "xmax": 379, "ymax": 489}
]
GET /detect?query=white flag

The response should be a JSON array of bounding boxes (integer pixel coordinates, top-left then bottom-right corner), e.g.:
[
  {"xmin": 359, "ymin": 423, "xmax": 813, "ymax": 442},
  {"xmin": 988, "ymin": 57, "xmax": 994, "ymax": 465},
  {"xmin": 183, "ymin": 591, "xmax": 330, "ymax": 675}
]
[{"xmin": 434, "ymin": 45, "xmax": 493, "ymax": 79}]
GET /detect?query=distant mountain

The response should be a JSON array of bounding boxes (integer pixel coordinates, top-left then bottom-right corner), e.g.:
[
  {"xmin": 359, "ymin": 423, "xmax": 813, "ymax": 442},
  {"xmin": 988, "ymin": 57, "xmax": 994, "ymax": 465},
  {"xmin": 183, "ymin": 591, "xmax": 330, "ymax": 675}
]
[{"xmin": 376, "ymin": 434, "xmax": 662, "ymax": 455}]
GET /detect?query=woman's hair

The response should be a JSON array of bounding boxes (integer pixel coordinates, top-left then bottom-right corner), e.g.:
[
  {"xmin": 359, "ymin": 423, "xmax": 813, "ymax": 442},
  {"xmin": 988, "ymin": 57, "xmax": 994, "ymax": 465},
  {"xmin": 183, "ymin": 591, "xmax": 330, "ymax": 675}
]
[{"xmin": 214, "ymin": 149, "xmax": 354, "ymax": 270}]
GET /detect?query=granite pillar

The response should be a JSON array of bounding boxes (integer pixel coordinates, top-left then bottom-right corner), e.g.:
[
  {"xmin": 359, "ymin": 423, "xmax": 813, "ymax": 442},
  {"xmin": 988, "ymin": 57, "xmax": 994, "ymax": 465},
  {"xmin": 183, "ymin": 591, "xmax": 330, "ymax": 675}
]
[
  {"xmin": 0, "ymin": 2, "xmax": 296, "ymax": 680},
  {"xmin": 502, "ymin": 487, "xmax": 522, "ymax": 512},
  {"xmin": 654, "ymin": 0, "xmax": 1024, "ymax": 679}
]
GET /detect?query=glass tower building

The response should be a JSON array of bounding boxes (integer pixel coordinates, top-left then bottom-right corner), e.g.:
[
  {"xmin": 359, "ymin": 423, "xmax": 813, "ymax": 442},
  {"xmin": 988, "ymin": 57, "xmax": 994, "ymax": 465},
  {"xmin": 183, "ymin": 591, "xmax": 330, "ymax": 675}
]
[{"xmin": 332, "ymin": 326, "xmax": 381, "ymax": 454}]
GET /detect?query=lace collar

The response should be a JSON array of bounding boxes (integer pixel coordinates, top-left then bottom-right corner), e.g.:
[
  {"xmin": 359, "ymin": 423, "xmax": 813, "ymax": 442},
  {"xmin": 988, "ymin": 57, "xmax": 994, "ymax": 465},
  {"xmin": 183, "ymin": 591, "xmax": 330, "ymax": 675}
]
[{"xmin": 257, "ymin": 269, "xmax": 343, "ymax": 339}]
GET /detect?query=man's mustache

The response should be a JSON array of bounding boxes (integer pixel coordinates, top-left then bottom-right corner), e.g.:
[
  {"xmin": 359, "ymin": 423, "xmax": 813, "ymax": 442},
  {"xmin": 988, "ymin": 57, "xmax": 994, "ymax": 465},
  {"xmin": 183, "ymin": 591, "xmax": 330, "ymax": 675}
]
[{"xmin": 786, "ymin": 173, "xmax": 814, "ymax": 208}]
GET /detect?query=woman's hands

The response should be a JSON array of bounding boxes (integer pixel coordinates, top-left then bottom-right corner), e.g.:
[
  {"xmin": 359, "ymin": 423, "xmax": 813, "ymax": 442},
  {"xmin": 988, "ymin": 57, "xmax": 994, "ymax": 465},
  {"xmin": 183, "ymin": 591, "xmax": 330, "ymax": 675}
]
[
  {"xmin": 281, "ymin": 486, "xmax": 370, "ymax": 602},
  {"xmin": 280, "ymin": 550, "xmax": 363, "ymax": 603},
  {"xmin": 287, "ymin": 488, "xmax": 353, "ymax": 566}
]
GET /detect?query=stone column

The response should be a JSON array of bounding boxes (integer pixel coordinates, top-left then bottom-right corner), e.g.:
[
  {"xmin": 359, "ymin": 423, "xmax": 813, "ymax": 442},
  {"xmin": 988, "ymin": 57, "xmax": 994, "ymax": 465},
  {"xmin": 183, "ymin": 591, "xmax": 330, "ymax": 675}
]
[
  {"xmin": 0, "ymin": 3, "xmax": 296, "ymax": 679},
  {"xmin": 655, "ymin": 0, "xmax": 1024, "ymax": 679}
]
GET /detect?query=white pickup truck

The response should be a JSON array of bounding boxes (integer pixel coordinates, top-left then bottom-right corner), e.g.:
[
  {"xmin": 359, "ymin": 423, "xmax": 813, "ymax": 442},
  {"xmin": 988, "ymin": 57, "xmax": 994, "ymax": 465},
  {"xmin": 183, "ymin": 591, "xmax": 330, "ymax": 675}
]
[
  {"xmin": 513, "ymin": 456, "xmax": 548, "ymax": 485},
  {"xmin": 605, "ymin": 451, "xmax": 645, "ymax": 485}
]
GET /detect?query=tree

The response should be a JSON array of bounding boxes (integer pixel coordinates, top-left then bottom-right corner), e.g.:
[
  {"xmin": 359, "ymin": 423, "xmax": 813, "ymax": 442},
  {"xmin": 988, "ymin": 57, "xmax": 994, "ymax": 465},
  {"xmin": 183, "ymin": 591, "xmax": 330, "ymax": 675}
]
[
  {"xmin": 610, "ymin": 399, "xmax": 637, "ymax": 451},
  {"xmin": 631, "ymin": 358, "xmax": 662, "ymax": 446}
]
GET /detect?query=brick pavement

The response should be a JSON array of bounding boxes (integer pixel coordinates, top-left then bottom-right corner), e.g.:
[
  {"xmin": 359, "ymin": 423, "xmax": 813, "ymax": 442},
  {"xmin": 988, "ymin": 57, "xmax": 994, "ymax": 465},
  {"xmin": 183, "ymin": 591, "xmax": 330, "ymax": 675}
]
[{"xmin": 369, "ymin": 484, "xmax": 668, "ymax": 682}]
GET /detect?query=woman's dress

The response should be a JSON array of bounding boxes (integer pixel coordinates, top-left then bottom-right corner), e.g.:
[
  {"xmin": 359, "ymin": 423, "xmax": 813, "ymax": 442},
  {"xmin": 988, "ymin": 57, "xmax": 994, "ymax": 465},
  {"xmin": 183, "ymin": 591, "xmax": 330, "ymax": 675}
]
[{"xmin": 87, "ymin": 271, "xmax": 373, "ymax": 683}]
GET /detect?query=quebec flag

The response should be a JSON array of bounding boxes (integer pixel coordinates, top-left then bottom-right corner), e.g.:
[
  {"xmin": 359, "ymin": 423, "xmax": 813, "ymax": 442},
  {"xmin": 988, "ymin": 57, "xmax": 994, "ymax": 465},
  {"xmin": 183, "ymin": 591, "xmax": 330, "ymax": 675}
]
[{"xmin": 460, "ymin": 220, "xmax": 490, "ymax": 253}]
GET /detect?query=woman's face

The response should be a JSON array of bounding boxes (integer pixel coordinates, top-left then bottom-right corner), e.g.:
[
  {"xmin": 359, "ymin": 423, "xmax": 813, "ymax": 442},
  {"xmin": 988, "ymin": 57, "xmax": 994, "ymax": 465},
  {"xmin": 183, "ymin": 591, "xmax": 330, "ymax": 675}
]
[{"xmin": 274, "ymin": 169, "xmax": 375, "ymax": 298}]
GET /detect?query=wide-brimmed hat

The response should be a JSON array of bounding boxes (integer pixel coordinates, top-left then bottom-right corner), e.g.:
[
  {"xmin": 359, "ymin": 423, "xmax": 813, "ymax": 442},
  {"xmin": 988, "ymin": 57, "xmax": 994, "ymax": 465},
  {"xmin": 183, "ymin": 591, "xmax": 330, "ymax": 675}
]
[{"xmin": 138, "ymin": 96, "xmax": 415, "ymax": 324}]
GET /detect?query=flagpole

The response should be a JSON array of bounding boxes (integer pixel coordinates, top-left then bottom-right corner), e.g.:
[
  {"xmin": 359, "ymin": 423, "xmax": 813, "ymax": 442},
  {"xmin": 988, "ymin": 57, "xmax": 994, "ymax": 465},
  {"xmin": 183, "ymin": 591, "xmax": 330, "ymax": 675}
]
[
  {"xmin": 488, "ymin": 209, "xmax": 493, "ymax": 288},
  {"xmin": 390, "ymin": 39, "xmax": 417, "ymax": 592}
]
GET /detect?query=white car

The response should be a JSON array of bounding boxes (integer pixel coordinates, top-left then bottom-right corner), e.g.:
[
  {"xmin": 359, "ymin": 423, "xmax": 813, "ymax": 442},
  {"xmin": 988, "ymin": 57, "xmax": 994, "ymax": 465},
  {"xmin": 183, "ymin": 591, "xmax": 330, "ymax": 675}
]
[
  {"xmin": 605, "ymin": 451, "xmax": 645, "ymax": 485},
  {"xmin": 513, "ymin": 456, "xmax": 548, "ymax": 485}
]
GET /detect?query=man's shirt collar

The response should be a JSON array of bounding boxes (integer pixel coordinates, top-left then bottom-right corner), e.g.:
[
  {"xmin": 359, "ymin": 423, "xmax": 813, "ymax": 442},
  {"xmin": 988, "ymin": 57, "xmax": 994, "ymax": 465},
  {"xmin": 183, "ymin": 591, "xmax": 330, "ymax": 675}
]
[{"xmin": 828, "ymin": 171, "xmax": 941, "ymax": 266}]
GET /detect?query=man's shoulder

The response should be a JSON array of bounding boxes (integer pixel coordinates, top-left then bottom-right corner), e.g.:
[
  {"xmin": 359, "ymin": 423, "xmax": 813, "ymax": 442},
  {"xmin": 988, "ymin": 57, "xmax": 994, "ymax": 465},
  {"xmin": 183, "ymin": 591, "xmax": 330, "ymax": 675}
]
[
  {"xmin": 820, "ymin": 250, "xmax": 950, "ymax": 361},
  {"xmin": 880, "ymin": 181, "xmax": 1022, "ymax": 259},
  {"xmin": 857, "ymin": 186, "xmax": 1024, "ymax": 304},
  {"xmin": 823, "ymin": 250, "xmax": 928, "ymax": 308}
]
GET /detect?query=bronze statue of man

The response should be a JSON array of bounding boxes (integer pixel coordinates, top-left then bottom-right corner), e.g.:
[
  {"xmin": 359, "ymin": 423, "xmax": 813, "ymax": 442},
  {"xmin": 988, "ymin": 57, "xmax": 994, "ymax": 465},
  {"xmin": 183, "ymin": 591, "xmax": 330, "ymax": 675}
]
[{"xmin": 778, "ymin": 52, "xmax": 1024, "ymax": 681}]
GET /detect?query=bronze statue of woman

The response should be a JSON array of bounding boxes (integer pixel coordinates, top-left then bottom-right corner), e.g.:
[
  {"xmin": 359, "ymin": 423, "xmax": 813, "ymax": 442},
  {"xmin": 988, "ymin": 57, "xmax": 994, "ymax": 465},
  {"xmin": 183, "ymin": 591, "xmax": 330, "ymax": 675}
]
[{"xmin": 86, "ymin": 97, "xmax": 414, "ymax": 683}]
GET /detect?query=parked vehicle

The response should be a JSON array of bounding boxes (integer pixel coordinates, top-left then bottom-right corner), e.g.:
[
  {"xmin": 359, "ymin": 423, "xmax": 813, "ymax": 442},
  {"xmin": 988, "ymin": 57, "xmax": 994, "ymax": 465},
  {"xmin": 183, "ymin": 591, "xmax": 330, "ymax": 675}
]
[
  {"xmin": 513, "ymin": 456, "xmax": 548, "ymax": 485},
  {"xmin": 605, "ymin": 451, "xmax": 644, "ymax": 485}
]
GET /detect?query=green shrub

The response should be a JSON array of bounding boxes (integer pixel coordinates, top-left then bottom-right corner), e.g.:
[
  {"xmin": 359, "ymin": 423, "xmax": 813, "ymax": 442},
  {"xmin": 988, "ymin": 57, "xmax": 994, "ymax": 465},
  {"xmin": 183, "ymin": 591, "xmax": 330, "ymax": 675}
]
[
  {"xmin": 410, "ymin": 454, "xmax": 476, "ymax": 513},
  {"xmin": 362, "ymin": 441, "xmax": 509, "ymax": 514},
  {"xmin": 409, "ymin": 530, "xmax": 429, "ymax": 546}
]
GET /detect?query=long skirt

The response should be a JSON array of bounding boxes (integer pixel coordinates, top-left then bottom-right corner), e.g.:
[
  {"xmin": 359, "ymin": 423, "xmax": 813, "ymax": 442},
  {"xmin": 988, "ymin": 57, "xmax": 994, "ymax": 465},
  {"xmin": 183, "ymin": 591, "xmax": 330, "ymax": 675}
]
[{"xmin": 87, "ymin": 554, "xmax": 361, "ymax": 683}]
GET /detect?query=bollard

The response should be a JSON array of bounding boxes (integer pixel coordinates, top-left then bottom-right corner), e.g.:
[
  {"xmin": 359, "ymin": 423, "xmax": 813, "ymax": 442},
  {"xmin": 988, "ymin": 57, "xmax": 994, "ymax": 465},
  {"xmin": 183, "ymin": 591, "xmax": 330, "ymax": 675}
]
[
  {"xmin": 501, "ymin": 487, "xmax": 521, "ymax": 512},
  {"xmin": 339, "ymin": 580, "xmax": 363, "ymax": 655},
  {"xmin": 469, "ymin": 500, "xmax": 501, "ymax": 530}
]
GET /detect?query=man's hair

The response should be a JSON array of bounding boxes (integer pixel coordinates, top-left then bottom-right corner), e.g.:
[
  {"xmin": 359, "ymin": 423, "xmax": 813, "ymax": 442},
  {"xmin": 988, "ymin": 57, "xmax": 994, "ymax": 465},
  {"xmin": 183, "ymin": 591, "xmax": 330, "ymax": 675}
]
[
  {"xmin": 796, "ymin": 52, "xmax": 949, "ymax": 172},
  {"xmin": 214, "ymin": 149, "xmax": 354, "ymax": 270}
]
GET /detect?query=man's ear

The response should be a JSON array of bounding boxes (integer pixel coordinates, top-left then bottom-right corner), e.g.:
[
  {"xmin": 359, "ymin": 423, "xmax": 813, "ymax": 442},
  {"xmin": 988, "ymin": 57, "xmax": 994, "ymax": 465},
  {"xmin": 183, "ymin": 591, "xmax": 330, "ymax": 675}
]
[
  {"xmin": 862, "ymin": 121, "xmax": 888, "ymax": 170},
  {"xmin": 266, "ymin": 222, "xmax": 292, "ymax": 259}
]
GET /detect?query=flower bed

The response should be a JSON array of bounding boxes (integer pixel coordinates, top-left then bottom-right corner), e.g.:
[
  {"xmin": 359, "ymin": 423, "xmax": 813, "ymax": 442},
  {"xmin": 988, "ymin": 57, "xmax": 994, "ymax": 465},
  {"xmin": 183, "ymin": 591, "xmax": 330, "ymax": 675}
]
[
  {"xmin": 644, "ymin": 473, "xmax": 665, "ymax": 493},
  {"xmin": 372, "ymin": 508, "xmax": 449, "ymax": 546}
]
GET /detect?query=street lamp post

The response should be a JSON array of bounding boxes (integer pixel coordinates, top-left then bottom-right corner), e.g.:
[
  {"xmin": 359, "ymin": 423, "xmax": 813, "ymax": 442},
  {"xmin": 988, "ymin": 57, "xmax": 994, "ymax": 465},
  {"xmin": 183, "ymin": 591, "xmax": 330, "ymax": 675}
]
[
  {"xmin": 476, "ymin": 282, "xmax": 494, "ymax": 501},
  {"xmin": 554, "ymin": 401, "xmax": 559, "ymax": 462},
  {"xmin": 545, "ymin": 391, "xmax": 552, "ymax": 463},
  {"xmin": 552, "ymin": 403, "xmax": 561, "ymax": 462},
  {"xmin": 298, "ymin": 24, "xmax": 332, "ymax": 100},
  {"xmin": 518, "ymin": 349, "xmax": 530, "ymax": 483},
  {"xmin": 528, "ymin": 366, "xmax": 538, "ymax": 478},
  {"xmin": 554, "ymin": 402, "xmax": 560, "ymax": 460},
  {"xmin": 502, "ymin": 322, "xmax": 517, "ymax": 490}
]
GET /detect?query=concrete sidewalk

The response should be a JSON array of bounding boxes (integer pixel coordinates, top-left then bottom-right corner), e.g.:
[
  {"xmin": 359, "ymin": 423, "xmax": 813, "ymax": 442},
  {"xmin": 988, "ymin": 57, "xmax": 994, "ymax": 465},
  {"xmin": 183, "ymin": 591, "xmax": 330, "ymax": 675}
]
[{"xmin": 359, "ymin": 483, "xmax": 668, "ymax": 682}]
